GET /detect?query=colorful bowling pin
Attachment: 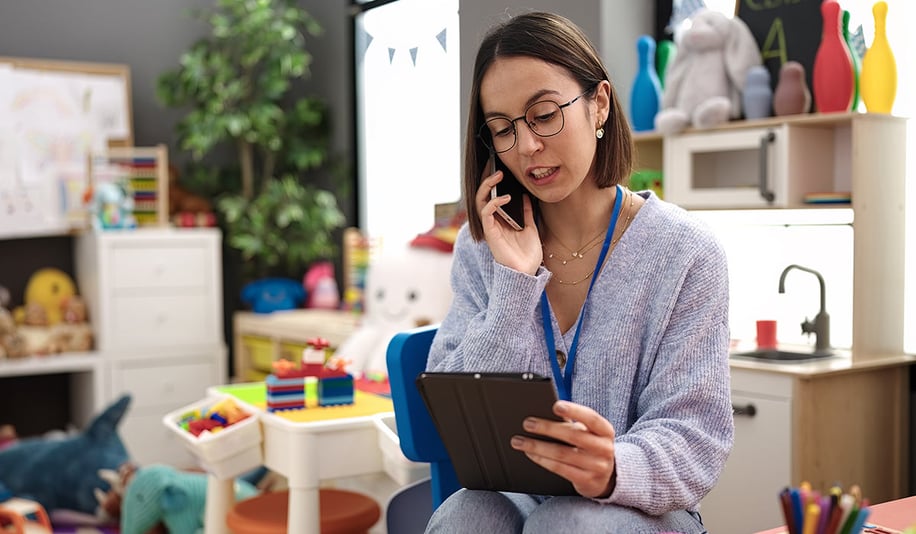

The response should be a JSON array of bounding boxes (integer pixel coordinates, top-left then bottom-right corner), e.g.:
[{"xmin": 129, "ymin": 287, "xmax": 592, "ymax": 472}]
[
  {"xmin": 842, "ymin": 10, "xmax": 861, "ymax": 111},
  {"xmin": 630, "ymin": 35, "xmax": 662, "ymax": 132},
  {"xmin": 656, "ymin": 40, "xmax": 676, "ymax": 88},
  {"xmin": 812, "ymin": 0, "xmax": 855, "ymax": 113},
  {"xmin": 773, "ymin": 61, "xmax": 812, "ymax": 116},
  {"xmin": 742, "ymin": 65, "xmax": 772, "ymax": 120},
  {"xmin": 860, "ymin": 1, "xmax": 897, "ymax": 114}
]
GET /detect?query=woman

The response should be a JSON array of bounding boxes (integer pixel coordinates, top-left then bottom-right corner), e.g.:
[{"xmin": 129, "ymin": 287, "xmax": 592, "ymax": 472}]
[{"xmin": 424, "ymin": 11, "xmax": 734, "ymax": 534}]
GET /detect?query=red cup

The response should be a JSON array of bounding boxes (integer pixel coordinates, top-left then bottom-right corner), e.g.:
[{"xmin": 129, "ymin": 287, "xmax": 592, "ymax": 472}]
[{"xmin": 756, "ymin": 320, "xmax": 778, "ymax": 349}]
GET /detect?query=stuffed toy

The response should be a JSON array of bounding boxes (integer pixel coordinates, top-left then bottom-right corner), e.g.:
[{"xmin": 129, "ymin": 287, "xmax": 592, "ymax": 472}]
[
  {"xmin": 13, "ymin": 268, "xmax": 77, "ymax": 326},
  {"xmin": 241, "ymin": 277, "xmax": 307, "ymax": 314},
  {"xmin": 90, "ymin": 181, "xmax": 137, "ymax": 230},
  {"xmin": 0, "ymin": 305, "xmax": 27, "ymax": 359},
  {"xmin": 0, "ymin": 395, "xmax": 132, "ymax": 515},
  {"xmin": 654, "ymin": 8, "xmax": 761, "ymax": 134},
  {"xmin": 335, "ymin": 241, "xmax": 453, "ymax": 379},
  {"xmin": 120, "ymin": 464, "xmax": 258, "ymax": 534}
]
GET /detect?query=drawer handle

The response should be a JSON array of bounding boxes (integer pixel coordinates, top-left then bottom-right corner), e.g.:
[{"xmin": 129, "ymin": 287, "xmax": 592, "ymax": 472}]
[
  {"xmin": 733, "ymin": 403, "xmax": 757, "ymax": 417},
  {"xmin": 758, "ymin": 131, "xmax": 776, "ymax": 203}
]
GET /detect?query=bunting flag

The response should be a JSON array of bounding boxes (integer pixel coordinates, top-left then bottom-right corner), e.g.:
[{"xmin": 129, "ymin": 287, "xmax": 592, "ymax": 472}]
[
  {"xmin": 356, "ymin": 25, "xmax": 448, "ymax": 67},
  {"xmin": 356, "ymin": 30, "xmax": 374, "ymax": 66},
  {"xmin": 668, "ymin": 0, "xmax": 707, "ymax": 35},
  {"xmin": 850, "ymin": 24, "xmax": 867, "ymax": 59}
]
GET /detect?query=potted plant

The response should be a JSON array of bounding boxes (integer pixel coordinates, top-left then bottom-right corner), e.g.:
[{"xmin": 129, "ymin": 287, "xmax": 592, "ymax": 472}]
[{"xmin": 156, "ymin": 0, "xmax": 346, "ymax": 280}]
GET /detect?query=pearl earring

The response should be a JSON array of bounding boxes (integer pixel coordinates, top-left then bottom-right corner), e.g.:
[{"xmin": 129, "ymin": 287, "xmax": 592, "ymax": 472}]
[{"xmin": 596, "ymin": 127, "xmax": 605, "ymax": 139}]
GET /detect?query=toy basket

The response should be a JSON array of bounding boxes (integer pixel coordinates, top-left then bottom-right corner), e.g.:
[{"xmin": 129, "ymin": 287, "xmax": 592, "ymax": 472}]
[
  {"xmin": 163, "ymin": 394, "xmax": 263, "ymax": 479},
  {"xmin": 373, "ymin": 412, "xmax": 430, "ymax": 486}
]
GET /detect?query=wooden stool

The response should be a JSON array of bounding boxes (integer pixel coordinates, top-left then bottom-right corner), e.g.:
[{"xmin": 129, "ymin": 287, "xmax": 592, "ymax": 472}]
[{"xmin": 226, "ymin": 488, "xmax": 381, "ymax": 534}]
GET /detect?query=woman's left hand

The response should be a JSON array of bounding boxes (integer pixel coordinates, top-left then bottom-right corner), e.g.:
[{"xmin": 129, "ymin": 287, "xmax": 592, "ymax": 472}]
[{"xmin": 510, "ymin": 400, "xmax": 617, "ymax": 498}]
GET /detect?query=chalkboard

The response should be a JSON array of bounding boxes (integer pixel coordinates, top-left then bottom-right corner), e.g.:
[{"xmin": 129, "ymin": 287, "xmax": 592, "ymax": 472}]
[{"xmin": 736, "ymin": 0, "xmax": 823, "ymax": 95}]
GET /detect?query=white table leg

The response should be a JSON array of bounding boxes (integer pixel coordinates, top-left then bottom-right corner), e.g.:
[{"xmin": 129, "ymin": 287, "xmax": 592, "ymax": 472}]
[
  {"xmin": 287, "ymin": 485, "xmax": 321, "ymax": 534},
  {"xmin": 204, "ymin": 474, "xmax": 234, "ymax": 534}
]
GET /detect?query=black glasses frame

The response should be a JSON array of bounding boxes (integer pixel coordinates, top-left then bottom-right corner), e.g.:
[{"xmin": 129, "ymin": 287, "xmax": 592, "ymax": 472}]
[{"xmin": 477, "ymin": 87, "xmax": 593, "ymax": 154}]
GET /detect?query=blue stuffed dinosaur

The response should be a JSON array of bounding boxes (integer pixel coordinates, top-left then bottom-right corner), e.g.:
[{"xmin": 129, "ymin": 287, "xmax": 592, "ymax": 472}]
[{"xmin": 0, "ymin": 394, "xmax": 131, "ymax": 514}]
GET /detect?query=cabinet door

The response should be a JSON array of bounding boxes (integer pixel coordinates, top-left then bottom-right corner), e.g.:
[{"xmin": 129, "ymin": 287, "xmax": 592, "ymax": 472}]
[
  {"xmin": 700, "ymin": 390, "xmax": 791, "ymax": 533},
  {"xmin": 664, "ymin": 126, "xmax": 787, "ymax": 209}
]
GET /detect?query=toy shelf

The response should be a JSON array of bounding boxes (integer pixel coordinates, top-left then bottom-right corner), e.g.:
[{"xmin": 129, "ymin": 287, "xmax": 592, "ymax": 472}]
[{"xmin": 0, "ymin": 351, "xmax": 101, "ymax": 378}]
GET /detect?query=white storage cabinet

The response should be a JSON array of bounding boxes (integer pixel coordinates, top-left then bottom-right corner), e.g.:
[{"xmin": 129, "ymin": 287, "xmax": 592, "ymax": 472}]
[{"xmin": 75, "ymin": 228, "xmax": 227, "ymax": 466}]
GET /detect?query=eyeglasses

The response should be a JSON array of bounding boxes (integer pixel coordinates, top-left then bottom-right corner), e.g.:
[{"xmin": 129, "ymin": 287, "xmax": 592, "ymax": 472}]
[{"xmin": 478, "ymin": 88, "xmax": 592, "ymax": 154}]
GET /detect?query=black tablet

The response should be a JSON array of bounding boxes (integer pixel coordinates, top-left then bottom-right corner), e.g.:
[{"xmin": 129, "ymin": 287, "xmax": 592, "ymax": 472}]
[{"xmin": 416, "ymin": 371, "xmax": 577, "ymax": 496}]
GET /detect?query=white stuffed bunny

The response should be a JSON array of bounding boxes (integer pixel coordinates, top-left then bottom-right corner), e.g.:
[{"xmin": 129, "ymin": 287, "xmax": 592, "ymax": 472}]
[{"xmin": 654, "ymin": 9, "xmax": 761, "ymax": 134}]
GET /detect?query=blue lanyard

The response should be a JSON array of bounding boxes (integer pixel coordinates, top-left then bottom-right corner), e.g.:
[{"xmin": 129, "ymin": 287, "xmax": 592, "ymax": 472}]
[{"xmin": 540, "ymin": 185, "xmax": 623, "ymax": 401}]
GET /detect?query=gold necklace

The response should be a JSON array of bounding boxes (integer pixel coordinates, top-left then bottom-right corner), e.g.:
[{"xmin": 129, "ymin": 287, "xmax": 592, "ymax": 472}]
[
  {"xmin": 551, "ymin": 191, "xmax": 635, "ymax": 286},
  {"xmin": 542, "ymin": 230, "xmax": 604, "ymax": 265}
]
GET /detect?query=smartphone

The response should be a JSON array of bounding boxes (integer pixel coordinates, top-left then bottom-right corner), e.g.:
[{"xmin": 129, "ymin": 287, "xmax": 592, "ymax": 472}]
[{"xmin": 487, "ymin": 153, "xmax": 525, "ymax": 231}]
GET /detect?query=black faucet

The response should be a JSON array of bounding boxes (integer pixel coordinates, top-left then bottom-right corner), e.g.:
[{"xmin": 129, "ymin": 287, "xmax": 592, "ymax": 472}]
[{"xmin": 778, "ymin": 264, "xmax": 830, "ymax": 353}]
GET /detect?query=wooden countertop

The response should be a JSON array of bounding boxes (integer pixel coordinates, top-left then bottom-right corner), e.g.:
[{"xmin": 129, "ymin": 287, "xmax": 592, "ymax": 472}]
[{"xmin": 728, "ymin": 344, "xmax": 916, "ymax": 377}]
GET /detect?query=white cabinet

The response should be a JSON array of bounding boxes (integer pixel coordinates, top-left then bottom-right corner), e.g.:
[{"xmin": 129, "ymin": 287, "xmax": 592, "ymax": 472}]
[
  {"xmin": 75, "ymin": 228, "xmax": 226, "ymax": 466},
  {"xmin": 700, "ymin": 369, "xmax": 793, "ymax": 533}
]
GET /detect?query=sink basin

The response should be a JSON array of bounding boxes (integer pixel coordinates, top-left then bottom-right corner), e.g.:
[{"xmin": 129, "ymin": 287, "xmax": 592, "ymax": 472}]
[{"xmin": 730, "ymin": 349, "xmax": 835, "ymax": 362}]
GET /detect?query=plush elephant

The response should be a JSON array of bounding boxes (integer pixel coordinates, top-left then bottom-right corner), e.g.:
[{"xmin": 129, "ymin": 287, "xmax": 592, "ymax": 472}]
[
  {"xmin": 120, "ymin": 464, "xmax": 258, "ymax": 534},
  {"xmin": 654, "ymin": 8, "xmax": 761, "ymax": 134}
]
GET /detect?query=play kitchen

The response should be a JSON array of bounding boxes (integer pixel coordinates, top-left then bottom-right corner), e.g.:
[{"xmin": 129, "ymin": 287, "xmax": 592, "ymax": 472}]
[{"xmin": 631, "ymin": 113, "xmax": 914, "ymax": 533}]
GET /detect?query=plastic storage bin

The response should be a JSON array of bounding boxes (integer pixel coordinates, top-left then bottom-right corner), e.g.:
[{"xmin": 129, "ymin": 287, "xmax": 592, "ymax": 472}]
[
  {"xmin": 374, "ymin": 412, "xmax": 430, "ymax": 485},
  {"xmin": 163, "ymin": 394, "xmax": 263, "ymax": 479}
]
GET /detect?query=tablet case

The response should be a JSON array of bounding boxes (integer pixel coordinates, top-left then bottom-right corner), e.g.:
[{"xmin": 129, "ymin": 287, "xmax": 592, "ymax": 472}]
[{"xmin": 416, "ymin": 372, "xmax": 577, "ymax": 496}]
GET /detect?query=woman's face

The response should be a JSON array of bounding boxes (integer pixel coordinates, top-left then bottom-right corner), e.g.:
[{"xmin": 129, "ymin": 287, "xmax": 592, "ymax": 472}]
[{"xmin": 478, "ymin": 56, "xmax": 608, "ymax": 205}]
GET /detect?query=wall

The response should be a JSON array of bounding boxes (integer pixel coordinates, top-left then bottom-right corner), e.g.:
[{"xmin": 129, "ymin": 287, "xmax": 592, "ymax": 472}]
[
  {"xmin": 459, "ymin": 1, "xmax": 654, "ymax": 145},
  {"xmin": 0, "ymin": 0, "xmax": 353, "ymax": 185}
]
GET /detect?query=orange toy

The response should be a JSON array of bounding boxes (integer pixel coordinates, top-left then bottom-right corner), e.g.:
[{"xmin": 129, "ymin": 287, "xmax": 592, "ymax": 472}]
[{"xmin": 0, "ymin": 498, "xmax": 51, "ymax": 534}]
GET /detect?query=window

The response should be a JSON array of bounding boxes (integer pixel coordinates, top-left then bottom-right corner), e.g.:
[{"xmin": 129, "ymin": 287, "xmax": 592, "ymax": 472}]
[{"xmin": 353, "ymin": 0, "xmax": 461, "ymax": 248}]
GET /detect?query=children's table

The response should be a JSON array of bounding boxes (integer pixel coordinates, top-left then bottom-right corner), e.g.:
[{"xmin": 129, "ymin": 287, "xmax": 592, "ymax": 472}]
[{"xmin": 197, "ymin": 382, "xmax": 395, "ymax": 534}]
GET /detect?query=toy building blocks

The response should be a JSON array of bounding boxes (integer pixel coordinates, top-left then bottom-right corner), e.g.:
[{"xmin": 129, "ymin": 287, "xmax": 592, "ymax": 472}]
[
  {"xmin": 265, "ymin": 338, "xmax": 355, "ymax": 412},
  {"xmin": 173, "ymin": 397, "xmax": 251, "ymax": 437}
]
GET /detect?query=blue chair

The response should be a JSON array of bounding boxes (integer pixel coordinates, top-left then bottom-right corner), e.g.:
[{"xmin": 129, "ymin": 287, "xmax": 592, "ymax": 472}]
[{"xmin": 385, "ymin": 325, "xmax": 460, "ymax": 532}]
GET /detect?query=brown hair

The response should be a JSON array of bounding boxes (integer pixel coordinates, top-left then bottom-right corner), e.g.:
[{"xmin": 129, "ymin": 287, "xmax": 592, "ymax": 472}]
[{"xmin": 463, "ymin": 11, "xmax": 633, "ymax": 241}]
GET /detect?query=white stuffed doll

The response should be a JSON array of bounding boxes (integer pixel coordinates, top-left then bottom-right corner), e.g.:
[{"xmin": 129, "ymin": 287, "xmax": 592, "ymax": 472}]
[
  {"xmin": 335, "ymin": 243, "xmax": 453, "ymax": 379},
  {"xmin": 654, "ymin": 9, "xmax": 761, "ymax": 134}
]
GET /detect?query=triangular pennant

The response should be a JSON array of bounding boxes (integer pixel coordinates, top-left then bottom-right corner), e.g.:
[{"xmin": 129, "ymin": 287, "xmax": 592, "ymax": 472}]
[
  {"xmin": 388, "ymin": 47, "xmax": 396, "ymax": 64},
  {"xmin": 851, "ymin": 24, "xmax": 867, "ymax": 59},
  {"xmin": 356, "ymin": 27, "xmax": 374, "ymax": 65},
  {"xmin": 668, "ymin": 0, "xmax": 707, "ymax": 33},
  {"xmin": 437, "ymin": 28, "xmax": 447, "ymax": 52},
  {"xmin": 410, "ymin": 47, "xmax": 418, "ymax": 66}
]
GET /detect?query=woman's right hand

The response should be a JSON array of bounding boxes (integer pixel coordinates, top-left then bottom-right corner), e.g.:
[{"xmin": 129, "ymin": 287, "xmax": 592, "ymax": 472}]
[{"xmin": 476, "ymin": 169, "xmax": 542, "ymax": 275}]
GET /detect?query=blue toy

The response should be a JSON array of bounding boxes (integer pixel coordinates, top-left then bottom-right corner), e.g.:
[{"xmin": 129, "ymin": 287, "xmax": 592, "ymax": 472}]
[
  {"xmin": 90, "ymin": 182, "xmax": 137, "ymax": 230},
  {"xmin": 0, "ymin": 395, "xmax": 132, "ymax": 514},
  {"xmin": 241, "ymin": 277, "xmax": 306, "ymax": 314}
]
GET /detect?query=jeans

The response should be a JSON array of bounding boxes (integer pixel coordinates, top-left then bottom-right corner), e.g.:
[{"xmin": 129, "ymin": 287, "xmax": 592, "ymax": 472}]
[{"xmin": 425, "ymin": 489, "xmax": 707, "ymax": 534}]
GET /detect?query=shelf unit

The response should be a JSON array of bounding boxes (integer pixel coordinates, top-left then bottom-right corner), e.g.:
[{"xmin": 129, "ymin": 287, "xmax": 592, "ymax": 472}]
[
  {"xmin": 634, "ymin": 113, "xmax": 912, "ymax": 531},
  {"xmin": 633, "ymin": 112, "xmax": 907, "ymax": 359}
]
